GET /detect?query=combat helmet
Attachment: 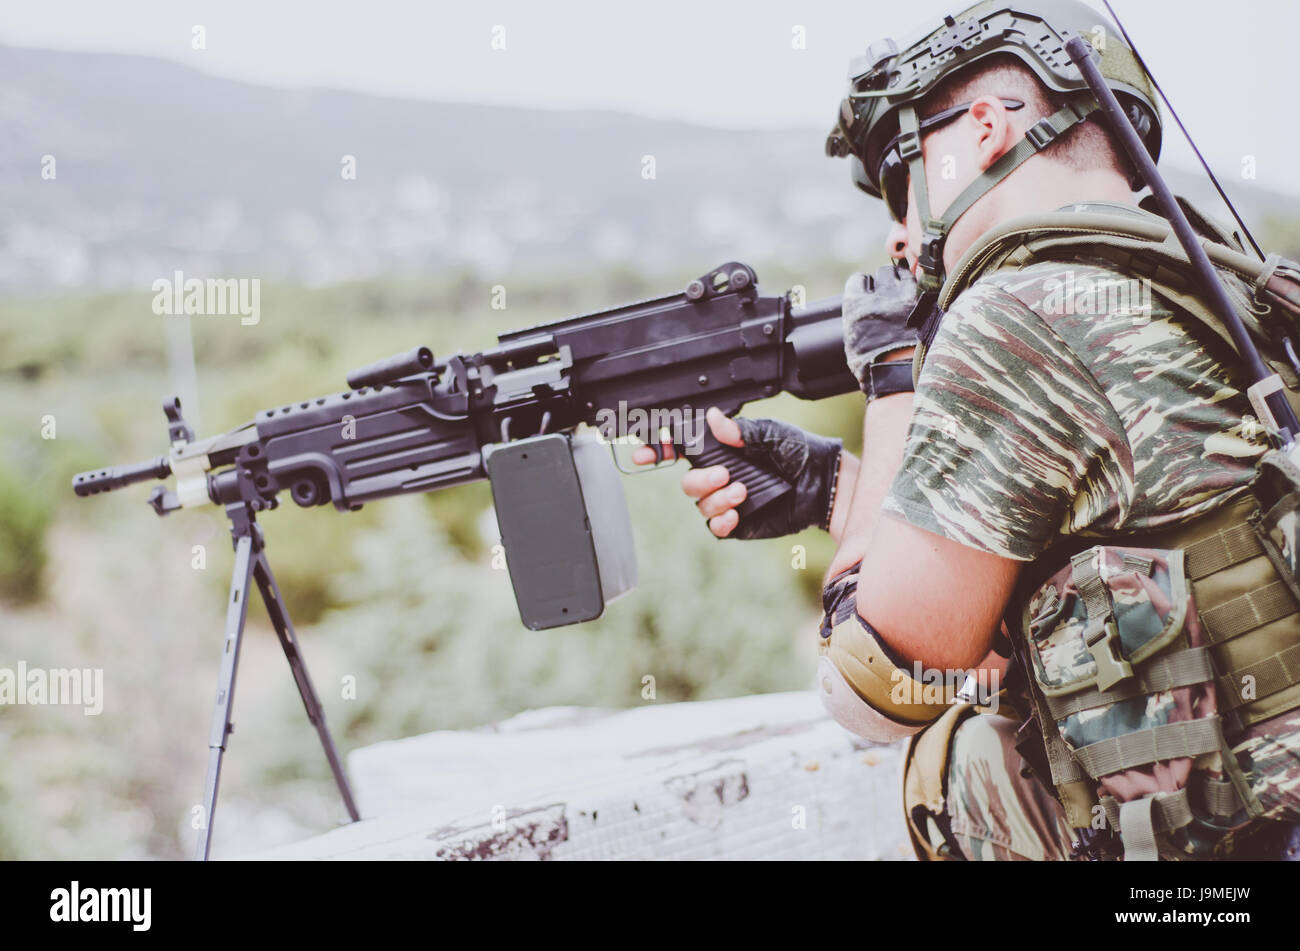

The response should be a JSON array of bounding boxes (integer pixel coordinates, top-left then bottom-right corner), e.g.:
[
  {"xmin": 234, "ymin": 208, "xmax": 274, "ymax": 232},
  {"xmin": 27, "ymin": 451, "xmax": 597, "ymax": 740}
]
[{"xmin": 825, "ymin": 0, "xmax": 1163, "ymax": 292}]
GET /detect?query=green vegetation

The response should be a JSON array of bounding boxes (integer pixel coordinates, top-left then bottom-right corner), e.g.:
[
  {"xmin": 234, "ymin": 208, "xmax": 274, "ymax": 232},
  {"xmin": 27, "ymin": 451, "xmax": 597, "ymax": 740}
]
[
  {"xmin": 0, "ymin": 462, "xmax": 53, "ymax": 604},
  {"xmin": 0, "ymin": 259, "xmax": 863, "ymax": 859}
]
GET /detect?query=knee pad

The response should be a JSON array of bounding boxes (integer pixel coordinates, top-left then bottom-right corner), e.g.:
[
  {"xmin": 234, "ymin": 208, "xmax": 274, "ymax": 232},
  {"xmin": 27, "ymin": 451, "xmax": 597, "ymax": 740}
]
[{"xmin": 816, "ymin": 655, "xmax": 928, "ymax": 743}]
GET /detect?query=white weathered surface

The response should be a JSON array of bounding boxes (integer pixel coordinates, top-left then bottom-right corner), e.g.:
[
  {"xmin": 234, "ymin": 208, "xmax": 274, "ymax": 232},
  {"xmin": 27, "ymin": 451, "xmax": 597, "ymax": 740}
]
[{"xmin": 246, "ymin": 691, "xmax": 914, "ymax": 860}]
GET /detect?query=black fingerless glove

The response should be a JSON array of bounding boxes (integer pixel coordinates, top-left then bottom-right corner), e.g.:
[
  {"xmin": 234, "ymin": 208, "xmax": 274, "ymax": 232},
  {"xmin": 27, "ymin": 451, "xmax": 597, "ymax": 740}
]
[{"xmin": 726, "ymin": 417, "xmax": 843, "ymax": 540}]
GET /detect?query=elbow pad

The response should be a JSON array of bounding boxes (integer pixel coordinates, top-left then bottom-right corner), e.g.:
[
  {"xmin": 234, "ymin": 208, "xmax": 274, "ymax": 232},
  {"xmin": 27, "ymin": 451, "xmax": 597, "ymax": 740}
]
[{"xmin": 818, "ymin": 569, "xmax": 955, "ymax": 741}]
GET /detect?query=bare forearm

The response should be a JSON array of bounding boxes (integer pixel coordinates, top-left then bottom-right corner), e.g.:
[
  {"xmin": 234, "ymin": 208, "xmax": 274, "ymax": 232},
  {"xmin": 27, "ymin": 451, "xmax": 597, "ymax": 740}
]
[{"xmin": 825, "ymin": 392, "xmax": 914, "ymax": 581}]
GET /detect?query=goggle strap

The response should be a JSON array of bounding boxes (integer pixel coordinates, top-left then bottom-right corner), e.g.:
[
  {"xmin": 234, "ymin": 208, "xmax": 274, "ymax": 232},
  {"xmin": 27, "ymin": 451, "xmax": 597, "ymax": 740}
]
[
  {"xmin": 937, "ymin": 95, "xmax": 1099, "ymax": 232},
  {"xmin": 878, "ymin": 99, "xmax": 1026, "ymax": 163}
]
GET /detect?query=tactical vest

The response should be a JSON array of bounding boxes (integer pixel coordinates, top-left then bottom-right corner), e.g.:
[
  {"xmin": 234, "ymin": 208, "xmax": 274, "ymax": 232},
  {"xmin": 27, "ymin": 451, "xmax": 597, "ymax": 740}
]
[{"xmin": 917, "ymin": 197, "xmax": 1300, "ymax": 860}]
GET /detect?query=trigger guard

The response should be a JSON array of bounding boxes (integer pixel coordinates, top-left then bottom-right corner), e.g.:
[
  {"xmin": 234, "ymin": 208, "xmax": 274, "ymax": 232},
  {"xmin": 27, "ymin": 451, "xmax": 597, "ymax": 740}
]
[{"xmin": 608, "ymin": 439, "xmax": 677, "ymax": 475}]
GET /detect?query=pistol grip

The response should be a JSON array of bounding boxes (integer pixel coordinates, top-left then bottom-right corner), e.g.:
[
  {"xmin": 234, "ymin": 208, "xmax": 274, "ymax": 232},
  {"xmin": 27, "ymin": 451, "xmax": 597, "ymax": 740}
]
[{"xmin": 682, "ymin": 427, "xmax": 792, "ymax": 518}]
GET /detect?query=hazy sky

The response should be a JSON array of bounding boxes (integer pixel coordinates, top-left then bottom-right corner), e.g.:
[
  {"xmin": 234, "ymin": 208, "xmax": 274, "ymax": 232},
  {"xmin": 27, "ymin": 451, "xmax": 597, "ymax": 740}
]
[{"xmin": 4, "ymin": 0, "xmax": 1296, "ymax": 193}]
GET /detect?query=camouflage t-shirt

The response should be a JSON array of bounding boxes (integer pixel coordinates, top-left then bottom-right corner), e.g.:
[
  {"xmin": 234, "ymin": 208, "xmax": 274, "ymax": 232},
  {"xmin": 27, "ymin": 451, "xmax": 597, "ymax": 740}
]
[
  {"xmin": 884, "ymin": 205, "xmax": 1270, "ymax": 560},
  {"xmin": 881, "ymin": 203, "xmax": 1300, "ymax": 851}
]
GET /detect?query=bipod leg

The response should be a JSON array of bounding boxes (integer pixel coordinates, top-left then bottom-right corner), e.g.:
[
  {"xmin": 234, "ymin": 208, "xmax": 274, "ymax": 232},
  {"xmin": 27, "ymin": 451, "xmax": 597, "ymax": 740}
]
[
  {"xmin": 251, "ymin": 547, "xmax": 361, "ymax": 823},
  {"xmin": 195, "ymin": 513, "xmax": 257, "ymax": 861}
]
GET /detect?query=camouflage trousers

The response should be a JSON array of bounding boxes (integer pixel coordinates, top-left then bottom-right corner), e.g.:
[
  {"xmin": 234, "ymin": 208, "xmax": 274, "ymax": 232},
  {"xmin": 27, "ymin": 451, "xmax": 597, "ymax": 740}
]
[{"xmin": 935, "ymin": 707, "xmax": 1300, "ymax": 861}]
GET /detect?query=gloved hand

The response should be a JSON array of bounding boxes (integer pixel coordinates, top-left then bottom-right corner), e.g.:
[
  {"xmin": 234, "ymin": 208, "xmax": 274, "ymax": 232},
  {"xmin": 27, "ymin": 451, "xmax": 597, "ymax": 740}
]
[
  {"xmin": 727, "ymin": 415, "xmax": 843, "ymax": 539},
  {"xmin": 842, "ymin": 264, "xmax": 920, "ymax": 398},
  {"xmin": 674, "ymin": 408, "xmax": 843, "ymax": 540}
]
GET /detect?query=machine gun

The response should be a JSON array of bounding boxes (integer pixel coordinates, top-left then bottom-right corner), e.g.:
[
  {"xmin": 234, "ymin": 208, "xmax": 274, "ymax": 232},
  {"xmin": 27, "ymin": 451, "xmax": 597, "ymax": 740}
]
[{"xmin": 72, "ymin": 261, "xmax": 851, "ymax": 857}]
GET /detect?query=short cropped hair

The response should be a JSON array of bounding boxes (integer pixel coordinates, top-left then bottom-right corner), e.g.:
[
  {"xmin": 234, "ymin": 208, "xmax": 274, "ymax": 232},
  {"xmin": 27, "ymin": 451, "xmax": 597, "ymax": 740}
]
[{"xmin": 919, "ymin": 52, "xmax": 1135, "ymax": 183}]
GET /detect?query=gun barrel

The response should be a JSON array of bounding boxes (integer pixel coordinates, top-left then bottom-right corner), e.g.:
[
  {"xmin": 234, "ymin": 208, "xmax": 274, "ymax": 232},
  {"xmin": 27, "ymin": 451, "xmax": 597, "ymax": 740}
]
[
  {"xmin": 73, "ymin": 456, "xmax": 173, "ymax": 497},
  {"xmin": 790, "ymin": 295, "xmax": 843, "ymax": 322},
  {"xmin": 785, "ymin": 295, "xmax": 855, "ymax": 400}
]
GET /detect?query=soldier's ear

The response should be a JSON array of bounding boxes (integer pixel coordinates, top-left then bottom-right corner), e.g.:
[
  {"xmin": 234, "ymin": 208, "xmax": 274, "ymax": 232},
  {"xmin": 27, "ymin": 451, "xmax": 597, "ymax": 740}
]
[{"xmin": 967, "ymin": 97, "xmax": 1017, "ymax": 172}]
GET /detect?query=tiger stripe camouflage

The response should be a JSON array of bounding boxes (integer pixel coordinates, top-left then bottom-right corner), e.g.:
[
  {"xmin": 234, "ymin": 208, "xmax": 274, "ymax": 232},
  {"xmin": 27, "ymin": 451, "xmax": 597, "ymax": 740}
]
[
  {"xmin": 884, "ymin": 259, "xmax": 1268, "ymax": 560},
  {"xmin": 888, "ymin": 201, "xmax": 1300, "ymax": 860}
]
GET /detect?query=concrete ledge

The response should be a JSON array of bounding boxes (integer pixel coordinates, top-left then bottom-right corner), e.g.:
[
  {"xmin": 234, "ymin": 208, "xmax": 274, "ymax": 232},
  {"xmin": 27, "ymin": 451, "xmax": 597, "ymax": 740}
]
[{"xmin": 246, "ymin": 691, "xmax": 914, "ymax": 860}]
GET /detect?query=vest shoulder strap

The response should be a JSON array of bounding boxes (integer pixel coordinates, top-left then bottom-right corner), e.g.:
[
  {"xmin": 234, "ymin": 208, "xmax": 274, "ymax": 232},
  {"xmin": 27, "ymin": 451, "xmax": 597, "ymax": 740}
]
[{"xmin": 927, "ymin": 201, "xmax": 1300, "ymax": 393}]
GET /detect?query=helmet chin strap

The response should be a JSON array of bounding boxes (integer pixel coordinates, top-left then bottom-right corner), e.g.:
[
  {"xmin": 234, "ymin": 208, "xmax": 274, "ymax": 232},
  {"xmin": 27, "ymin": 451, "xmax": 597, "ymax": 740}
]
[
  {"xmin": 896, "ymin": 94, "xmax": 1099, "ymax": 294},
  {"xmin": 894, "ymin": 105, "xmax": 943, "ymax": 294}
]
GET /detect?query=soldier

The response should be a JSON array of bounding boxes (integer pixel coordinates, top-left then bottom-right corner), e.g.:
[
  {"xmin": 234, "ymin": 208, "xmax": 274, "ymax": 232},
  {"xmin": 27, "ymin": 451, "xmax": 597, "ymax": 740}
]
[{"xmin": 641, "ymin": 0, "xmax": 1300, "ymax": 860}]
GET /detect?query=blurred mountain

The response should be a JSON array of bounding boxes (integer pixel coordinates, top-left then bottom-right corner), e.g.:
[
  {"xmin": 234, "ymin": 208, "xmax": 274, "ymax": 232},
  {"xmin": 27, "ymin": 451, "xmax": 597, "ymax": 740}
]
[{"xmin": 2, "ymin": 42, "xmax": 1296, "ymax": 293}]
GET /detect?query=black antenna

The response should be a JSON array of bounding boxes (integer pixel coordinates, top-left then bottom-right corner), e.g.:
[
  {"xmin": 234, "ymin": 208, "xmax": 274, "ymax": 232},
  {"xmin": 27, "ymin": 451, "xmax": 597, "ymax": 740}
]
[
  {"xmin": 1067, "ymin": 36, "xmax": 1297, "ymax": 444},
  {"xmin": 1102, "ymin": 0, "xmax": 1265, "ymax": 261}
]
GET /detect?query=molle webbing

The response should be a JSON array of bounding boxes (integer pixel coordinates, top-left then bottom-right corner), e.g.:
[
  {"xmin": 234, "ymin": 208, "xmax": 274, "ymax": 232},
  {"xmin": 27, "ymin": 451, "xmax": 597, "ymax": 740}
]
[
  {"xmin": 1199, "ymin": 582, "xmax": 1295, "ymax": 644},
  {"xmin": 1196, "ymin": 774, "xmax": 1246, "ymax": 818},
  {"xmin": 1044, "ymin": 647, "xmax": 1215, "ymax": 719},
  {"xmin": 1022, "ymin": 494, "xmax": 1300, "ymax": 838},
  {"xmin": 1071, "ymin": 717, "xmax": 1225, "ymax": 776},
  {"xmin": 1185, "ymin": 521, "xmax": 1261, "ymax": 579},
  {"xmin": 1172, "ymin": 498, "xmax": 1300, "ymax": 727},
  {"xmin": 1101, "ymin": 790, "xmax": 1194, "ymax": 840},
  {"xmin": 1217, "ymin": 642, "xmax": 1300, "ymax": 712},
  {"xmin": 1101, "ymin": 767, "xmax": 1251, "ymax": 836},
  {"xmin": 1046, "ymin": 496, "xmax": 1300, "ymax": 730}
]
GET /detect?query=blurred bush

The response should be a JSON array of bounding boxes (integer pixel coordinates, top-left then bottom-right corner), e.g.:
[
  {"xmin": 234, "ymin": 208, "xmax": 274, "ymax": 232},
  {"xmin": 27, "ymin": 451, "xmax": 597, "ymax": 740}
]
[
  {"xmin": 308, "ymin": 476, "xmax": 828, "ymax": 746},
  {"xmin": 0, "ymin": 461, "xmax": 53, "ymax": 604}
]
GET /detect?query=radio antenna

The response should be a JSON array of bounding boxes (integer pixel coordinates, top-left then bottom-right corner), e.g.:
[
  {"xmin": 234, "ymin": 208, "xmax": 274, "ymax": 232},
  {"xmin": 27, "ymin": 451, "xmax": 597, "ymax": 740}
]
[{"xmin": 1102, "ymin": 0, "xmax": 1264, "ymax": 261}]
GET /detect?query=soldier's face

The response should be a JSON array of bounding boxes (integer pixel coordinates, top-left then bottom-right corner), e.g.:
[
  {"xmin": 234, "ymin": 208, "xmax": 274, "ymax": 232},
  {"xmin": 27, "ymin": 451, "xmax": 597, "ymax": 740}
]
[
  {"xmin": 880, "ymin": 127, "xmax": 968, "ymax": 274},
  {"xmin": 884, "ymin": 187, "xmax": 913, "ymax": 269}
]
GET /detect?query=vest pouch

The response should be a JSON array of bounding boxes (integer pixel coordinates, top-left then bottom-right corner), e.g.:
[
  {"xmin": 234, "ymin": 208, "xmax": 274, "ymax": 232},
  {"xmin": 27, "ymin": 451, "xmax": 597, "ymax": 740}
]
[
  {"xmin": 1251, "ymin": 446, "xmax": 1300, "ymax": 605},
  {"xmin": 1021, "ymin": 545, "xmax": 1228, "ymax": 856},
  {"xmin": 1023, "ymin": 546, "xmax": 1191, "ymax": 697}
]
